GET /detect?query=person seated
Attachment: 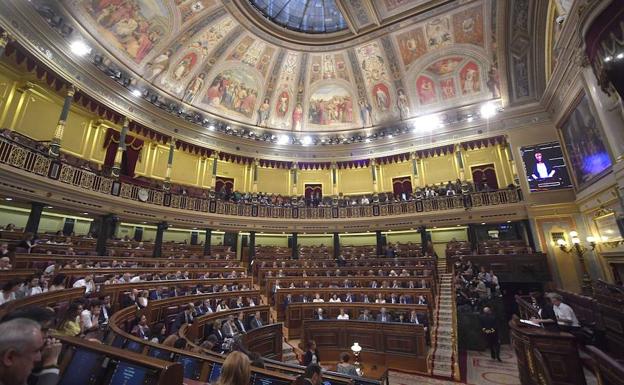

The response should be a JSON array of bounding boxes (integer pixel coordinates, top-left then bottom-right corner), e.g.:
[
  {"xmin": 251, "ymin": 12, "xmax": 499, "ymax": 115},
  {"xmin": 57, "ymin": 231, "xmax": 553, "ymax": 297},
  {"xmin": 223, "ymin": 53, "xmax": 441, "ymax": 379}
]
[
  {"xmin": 336, "ymin": 352, "xmax": 358, "ymax": 376},
  {"xmin": 173, "ymin": 304, "xmax": 196, "ymax": 332},
  {"xmin": 549, "ymin": 293, "xmax": 580, "ymax": 331},
  {"xmin": 358, "ymin": 309, "xmax": 373, "ymax": 321},
  {"xmin": 374, "ymin": 293, "xmax": 386, "ymax": 304},
  {"xmin": 312, "ymin": 293, "xmax": 324, "ymax": 303},
  {"xmin": 131, "ymin": 314, "xmax": 151, "ymax": 340},
  {"xmin": 376, "ymin": 307, "xmax": 392, "ymax": 322},
  {"xmin": 0, "ymin": 255, "xmax": 12, "ymax": 270},
  {"xmin": 329, "ymin": 293, "xmax": 341, "ymax": 303},
  {"xmin": 234, "ymin": 311, "xmax": 247, "ymax": 334},
  {"xmin": 221, "ymin": 315, "xmax": 239, "ymax": 338},
  {"xmin": 249, "ymin": 311, "xmax": 264, "ymax": 329},
  {"xmin": 314, "ymin": 308, "xmax": 325, "ymax": 320},
  {"xmin": 337, "ymin": 308, "xmax": 349, "ymax": 320}
]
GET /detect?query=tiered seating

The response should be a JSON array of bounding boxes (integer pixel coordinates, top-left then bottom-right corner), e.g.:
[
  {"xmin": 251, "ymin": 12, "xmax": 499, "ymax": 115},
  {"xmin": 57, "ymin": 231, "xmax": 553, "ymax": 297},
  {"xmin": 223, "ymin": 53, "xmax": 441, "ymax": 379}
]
[{"xmin": 478, "ymin": 239, "xmax": 532, "ymax": 255}]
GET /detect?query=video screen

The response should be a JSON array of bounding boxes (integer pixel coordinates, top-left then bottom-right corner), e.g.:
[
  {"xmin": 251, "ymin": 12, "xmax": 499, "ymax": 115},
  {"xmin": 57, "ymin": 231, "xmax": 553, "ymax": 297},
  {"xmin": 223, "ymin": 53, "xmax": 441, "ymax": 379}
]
[
  {"xmin": 253, "ymin": 375, "xmax": 292, "ymax": 385},
  {"xmin": 209, "ymin": 363, "xmax": 222, "ymax": 383},
  {"xmin": 124, "ymin": 340, "xmax": 143, "ymax": 353},
  {"xmin": 108, "ymin": 362, "xmax": 148, "ymax": 385},
  {"xmin": 176, "ymin": 355, "xmax": 202, "ymax": 380},
  {"xmin": 58, "ymin": 348, "xmax": 104, "ymax": 385},
  {"xmin": 520, "ymin": 142, "xmax": 573, "ymax": 192},
  {"xmin": 148, "ymin": 348, "xmax": 172, "ymax": 361}
]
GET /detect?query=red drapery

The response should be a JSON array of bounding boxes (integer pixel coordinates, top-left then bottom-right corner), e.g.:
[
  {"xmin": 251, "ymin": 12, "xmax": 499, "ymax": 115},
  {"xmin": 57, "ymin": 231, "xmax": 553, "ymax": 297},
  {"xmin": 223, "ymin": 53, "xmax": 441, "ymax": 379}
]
[
  {"xmin": 471, "ymin": 164, "xmax": 499, "ymax": 191},
  {"xmin": 215, "ymin": 177, "xmax": 234, "ymax": 194},
  {"xmin": 305, "ymin": 184, "xmax": 322, "ymax": 201},
  {"xmin": 392, "ymin": 177, "xmax": 413, "ymax": 198},
  {"xmin": 103, "ymin": 128, "xmax": 144, "ymax": 177}
]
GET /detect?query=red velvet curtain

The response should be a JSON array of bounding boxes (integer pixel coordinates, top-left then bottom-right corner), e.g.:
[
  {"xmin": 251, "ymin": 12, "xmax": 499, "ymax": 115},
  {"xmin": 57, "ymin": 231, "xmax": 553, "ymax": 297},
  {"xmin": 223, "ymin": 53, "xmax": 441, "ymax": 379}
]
[
  {"xmin": 305, "ymin": 184, "xmax": 322, "ymax": 201},
  {"xmin": 471, "ymin": 164, "xmax": 499, "ymax": 191},
  {"xmin": 392, "ymin": 177, "xmax": 412, "ymax": 198},
  {"xmin": 104, "ymin": 128, "xmax": 144, "ymax": 177},
  {"xmin": 215, "ymin": 177, "xmax": 234, "ymax": 194}
]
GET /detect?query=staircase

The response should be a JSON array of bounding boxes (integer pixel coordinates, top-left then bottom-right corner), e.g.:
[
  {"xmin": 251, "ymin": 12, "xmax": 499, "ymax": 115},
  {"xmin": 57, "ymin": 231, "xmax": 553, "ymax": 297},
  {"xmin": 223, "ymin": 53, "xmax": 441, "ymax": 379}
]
[
  {"xmin": 429, "ymin": 272, "xmax": 459, "ymax": 380},
  {"xmin": 282, "ymin": 341, "xmax": 300, "ymax": 365}
]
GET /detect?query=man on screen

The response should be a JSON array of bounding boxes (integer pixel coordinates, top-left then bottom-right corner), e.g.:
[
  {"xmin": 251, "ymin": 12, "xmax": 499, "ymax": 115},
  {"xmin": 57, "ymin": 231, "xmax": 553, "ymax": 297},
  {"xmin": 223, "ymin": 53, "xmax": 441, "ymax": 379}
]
[{"xmin": 531, "ymin": 152, "xmax": 556, "ymax": 180}]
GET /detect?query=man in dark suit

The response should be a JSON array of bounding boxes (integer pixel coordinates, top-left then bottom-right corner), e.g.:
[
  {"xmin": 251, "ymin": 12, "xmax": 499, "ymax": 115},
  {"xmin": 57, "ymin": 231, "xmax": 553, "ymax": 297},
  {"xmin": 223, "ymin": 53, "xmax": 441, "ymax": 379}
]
[
  {"xmin": 314, "ymin": 308, "xmax": 325, "ymax": 320},
  {"xmin": 149, "ymin": 288, "xmax": 163, "ymax": 301},
  {"xmin": 249, "ymin": 311, "xmax": 263, "ymax": 330},
  {"xmin": 98, "ymin": 295, "xmax": 112, "ymax": 325},
  {"xmin": 172, "ymin": 304, "xmax": 195, "ymax": 332},
  {"xmin": 344, "ymin": 292, "xmax": 354, "ymax": 303},
  {"xmin": 221, "ymin": 315, "xmax": 238, "ymax": 338},
  {"xmin": 283, "ymin": 294, "xmax": 293, "ymax": 309},
  {"xmin": 197, "ymin": 299, "xmax": 213, "ymax": 315},
  {"xmin": 234, "ymin": 311, "xmax": 247, "ymax": 334},
  {"xmin": 479, "ymin": 307, "xmax": 501, "ymax": 361},
  {"xmin": 358, "ymin": 309, "xmax": 373, "ymax": 321},
  {"xmin": 376, "ymin": 308, "xmax": 392, "ymax": 322}
]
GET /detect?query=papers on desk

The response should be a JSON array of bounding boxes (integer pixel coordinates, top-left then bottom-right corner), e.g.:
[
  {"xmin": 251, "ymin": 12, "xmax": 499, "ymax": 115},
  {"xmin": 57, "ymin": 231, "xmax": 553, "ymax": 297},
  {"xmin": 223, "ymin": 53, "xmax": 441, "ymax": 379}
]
[{"xmin": 520, "ymin": 319, "xmax": 542, "ymax": 327}]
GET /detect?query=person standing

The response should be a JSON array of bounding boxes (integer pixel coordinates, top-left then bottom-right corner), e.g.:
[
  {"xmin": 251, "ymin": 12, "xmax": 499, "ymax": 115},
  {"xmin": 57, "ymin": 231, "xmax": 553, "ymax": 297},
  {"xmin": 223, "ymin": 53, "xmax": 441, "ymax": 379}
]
[
  {"xmin": 479, "ymin": 307, "xmax": 501, "ymax": 361},
  {"xmin": 303, "ymin": 340, "xmax": 320, "ymax": 366}
]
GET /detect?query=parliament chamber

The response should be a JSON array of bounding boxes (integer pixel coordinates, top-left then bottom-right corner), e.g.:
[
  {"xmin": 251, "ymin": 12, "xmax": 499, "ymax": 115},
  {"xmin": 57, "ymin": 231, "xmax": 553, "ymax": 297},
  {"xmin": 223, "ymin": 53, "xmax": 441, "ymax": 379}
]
[{"xmin": 0, "ymin": 1, "xmax": 623, "ymax": 385}]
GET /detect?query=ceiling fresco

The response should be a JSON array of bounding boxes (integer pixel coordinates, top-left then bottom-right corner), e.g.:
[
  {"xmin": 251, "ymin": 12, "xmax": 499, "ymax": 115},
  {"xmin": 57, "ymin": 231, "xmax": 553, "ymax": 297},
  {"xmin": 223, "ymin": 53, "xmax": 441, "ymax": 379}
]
[{"xmin": 62, "ymin": 0, "xmax": 500, "ymax": 133}]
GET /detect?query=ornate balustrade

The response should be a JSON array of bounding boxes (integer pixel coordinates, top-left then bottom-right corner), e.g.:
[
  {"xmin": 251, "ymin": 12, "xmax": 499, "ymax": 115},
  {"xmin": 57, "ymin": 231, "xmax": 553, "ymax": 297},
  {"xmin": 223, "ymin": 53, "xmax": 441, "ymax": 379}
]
[{"xmin": 0, "ymin": 134, "xmax": 524, "ymax": 220}]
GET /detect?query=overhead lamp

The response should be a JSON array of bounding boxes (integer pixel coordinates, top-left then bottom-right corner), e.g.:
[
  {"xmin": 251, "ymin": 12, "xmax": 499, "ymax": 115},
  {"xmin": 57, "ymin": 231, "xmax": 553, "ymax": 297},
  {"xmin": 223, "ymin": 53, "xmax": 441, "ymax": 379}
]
[
  {"xmin": 617, "ymin": 53, "xmax": 624, "ymax": 60},
  {"xmin": 4, "ymin": 197, "xmax": 13, "ymax": 201},
  {"xmin": 569, "ymin": 231, "xmax": 578, "ymax": 238},
  {"xmin": 82, "ymin": 212, "xmax": 89, "ymax": 215},
  {"xmin": 604, "ymin": 56, "xmax": 613, "ymax": 62},
  {"xmin": 480, "ymin": 102, "xmax": 497, "ymax": 119},
  {"xmin": 412, "ymin": 114, "xmax": 440, "ymax": 132},
  {"xmin": 301, "ymin": 136, "xmax": 313, "ymax": 146},
  {"xmin": 70, "ymin": 40, "xmax": 92, "ymax": 57},
  {"xmin": 131, "ymin": 89, "xmax": 142, "ymax": 97},
  {"xmin": 277, "ymin": 135, "xmax": 289, "ymax": 145}
]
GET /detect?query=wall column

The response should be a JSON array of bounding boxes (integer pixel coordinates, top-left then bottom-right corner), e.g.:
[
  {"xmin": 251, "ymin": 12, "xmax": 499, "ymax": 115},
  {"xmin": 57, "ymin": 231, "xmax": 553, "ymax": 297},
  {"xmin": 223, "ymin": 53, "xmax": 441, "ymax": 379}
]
[
  {"xmin": 505, "ymin": 142, "xmax": 519, "ymax": 185},
  {"xmin": 211, "ymin": 152, "xmax": 219, "ymax": 189},
  {"xmin": 371, "ymin": 159, "xmax": 378, "ymax": 192},
  {"xmin": 376, "ymin": 230, "xmax": 383, "ymax": 256},
  {"xmin": 411, "ymin": 152, "xmax": 419, "ymax": 186},
  {"xmin": 153, "ymin": 221, "xmax": 168, "ymax": 257},
  {"xmin": 111, "ymin": 117, "xmax": 130, "ymax": 178},
  {"xmin": 467, "ymin": 224, "xmax": 479, "ymax": 252},
  {"xmin": 95, "ymin": 214, "xmax": 118, "ymax": 256},
  {"xmin": 420, "ymin": 226, "xmax": 429, "ymax": 254},
  {"xmin": 252, "ymin": 159, "xmax": 259, "ymax": 193},
  {"xmin": 24, "ymin": 202, "xmax": 44, "ymax": 235},
  {"xmin": 203, "ymin": 228, "xmax": 212, "ymax": 257},
  {"xmin": 291, "ymin": 232, "xmax": 298, "ymax": 259},
  {"xmin": 248, "ymin": 231, "xmax": 256, "ymax": 271},
  {"xmin": 455, "ymin": 147, "xmax": 465, "ymax": 181},
  {"xmin": 164, "ymin": 138, "xmax": 175, "ymax": 190},
  {"xmin": 331, "ymin": 162, "xmax": 338, "ymax": 196},
  {"xmin": 333, "ymin": 232, "xmax": 340, "ymax": 258},
  {"xmin": 49, "ymin": 85, "xmax": 76, "ymax": 157},
  {"xmin": 291, "ymin": 163, "xmax": 298, "ymax": 195}
]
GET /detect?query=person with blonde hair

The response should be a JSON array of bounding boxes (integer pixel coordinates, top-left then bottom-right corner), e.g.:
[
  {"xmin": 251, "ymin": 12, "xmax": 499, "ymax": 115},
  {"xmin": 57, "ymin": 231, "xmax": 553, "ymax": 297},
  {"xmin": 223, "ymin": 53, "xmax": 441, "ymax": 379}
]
[{"xmin": 215, "ymin": 351, "xmax": 251, "ymax": 385}]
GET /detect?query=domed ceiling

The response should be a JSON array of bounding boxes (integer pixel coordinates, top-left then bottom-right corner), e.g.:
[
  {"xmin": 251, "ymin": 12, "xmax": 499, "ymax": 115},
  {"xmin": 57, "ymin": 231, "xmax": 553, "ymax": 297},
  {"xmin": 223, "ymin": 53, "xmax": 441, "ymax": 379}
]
[{"xmin": 60, "ymin": 0, "xmax": 501, "ymax": 134}]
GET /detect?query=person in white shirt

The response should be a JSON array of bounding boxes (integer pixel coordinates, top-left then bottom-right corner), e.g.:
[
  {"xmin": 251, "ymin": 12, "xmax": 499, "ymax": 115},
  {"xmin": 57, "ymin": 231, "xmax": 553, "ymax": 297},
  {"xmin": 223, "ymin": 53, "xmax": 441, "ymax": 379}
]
[
  {"xmin": 0, "ymin": 256, "xmax": 12, "ymax": 270},
  {"xmin": 550, "ymin": 294, "xmax": 580, "ymax": 329},
  {"xmin": 337, "ymin": 308, "xmax": 349, "ymax": 320},
  {"xmin": 0, "ymin": 280, "xmax": 19, "ymax": 305},
  {"xmin": 312, "ymin": 293, "xmax": 325, "ymax": 303},
  {"xmin": 328, "ymin": 294, "xmax": 341, "ymax": 303},
  {"xmin": 216, "ymin": 299, "xmax": 229, "ymax": 312},
  {"xmin": 26, "ymin": 276, "xmax": 46, "ymax": 296},
  {"xmin": 375, "ymin": 293, "xmax": 386, "ymax": 304},
  {"xmin": 531, "ymin": 152, "xmax": 555, "ymax": 180},
  {"xmin": 80, "ymin": 300, "xmax": 101, "ymax": 334},
  {"xmin": 72, "ymin": 274, "xmax": 95, "ymax": 294}
]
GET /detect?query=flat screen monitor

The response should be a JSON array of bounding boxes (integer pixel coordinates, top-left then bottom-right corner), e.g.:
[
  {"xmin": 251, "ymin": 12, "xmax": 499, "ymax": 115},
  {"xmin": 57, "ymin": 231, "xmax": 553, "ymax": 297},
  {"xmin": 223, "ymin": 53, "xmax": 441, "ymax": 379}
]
[
  {"xmin": 124, "ymin": 340, "xmax": 143, "ymax": 353},
  {"xmin": 253, "ymin": 375, "xmax": 292, "ymax": 385},
  {"xmin": 176, "ymin": 355, "xmax": 202, "ymax": 380},
  {"xmin": 111, "ymin": 335, "xmax": 125, "ymax": 348},
  {"xmin": 108, "ymin": 362, "xmax": 149, "ymax": 385},
  {"xmin": 520, "ymin": 142, "xmax": 573, "ymax": 192},
  {"xmin": 148, "ymin": 348, "xmax": 172, "ymax": 361},
  {"xmin": 58, "ymin": 348, "xmax": 104, "ymax": 385},
  {"xmin": 209, "ymin": 363, "xmax": 222, "ymax": 383}
]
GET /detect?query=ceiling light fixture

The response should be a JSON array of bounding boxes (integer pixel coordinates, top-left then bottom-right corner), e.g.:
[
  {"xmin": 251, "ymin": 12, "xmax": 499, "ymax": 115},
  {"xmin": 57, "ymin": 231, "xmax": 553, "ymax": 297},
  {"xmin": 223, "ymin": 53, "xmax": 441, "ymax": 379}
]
[
  {"xmin": 301, "ymin": 136, "xmax": 313, "ymax": 146},
  {"xmin": 4, "ymin": 197, "xmax": 13, "ymax": 201},
  {"xmin": 131, "ymin": 89, "xmax": 142, "ymax": 97},
  {"xmin": 480, "ymin": 102, "xmax": 497, "ymax": 119},
  {"xmin": 604, "ymin": 56, "xmax": 613, "ymax": 62},
  {"xmin": 70, "ymin": 40, "xmax": 92, "ymax": 57},
  {"xmin": 412, "ymin": 114, "xmax": 440, "ymax": 132},
  {"xmin": 82, "ymin": 212, "xmax": 89, "ymax": 215},
  {"xmin": 617, "ymin": 53, "xmax": 624, "ymax": 60},
  {"xmin": 277, "ymin": 135, "xmax": 289, "ymax": 145}
]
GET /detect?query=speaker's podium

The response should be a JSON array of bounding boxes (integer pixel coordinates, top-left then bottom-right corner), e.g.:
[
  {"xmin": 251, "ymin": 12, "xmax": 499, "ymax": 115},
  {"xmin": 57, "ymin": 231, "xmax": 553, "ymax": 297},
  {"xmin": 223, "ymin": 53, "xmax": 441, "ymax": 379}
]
[{"xmin": 509, "ymin": 316, "xmax": 586, "ymax": 385}]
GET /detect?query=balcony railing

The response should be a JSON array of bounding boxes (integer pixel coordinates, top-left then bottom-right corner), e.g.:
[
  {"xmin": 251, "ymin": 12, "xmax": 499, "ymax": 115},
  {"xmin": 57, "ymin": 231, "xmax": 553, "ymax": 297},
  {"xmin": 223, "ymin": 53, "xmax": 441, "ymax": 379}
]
[{"xmin": 0, "ymin": 135, "xmax": 523, "ymax": 219}]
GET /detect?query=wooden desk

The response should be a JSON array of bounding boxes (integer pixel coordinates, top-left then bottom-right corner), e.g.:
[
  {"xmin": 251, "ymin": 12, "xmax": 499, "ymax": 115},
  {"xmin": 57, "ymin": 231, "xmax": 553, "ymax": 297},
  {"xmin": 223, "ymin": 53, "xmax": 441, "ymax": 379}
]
[
  {"xmin": 285, "ymin": 302, "xmax": 429, "ymax": 339},
  {"xmin": 258, "ymin": 265, "xmax": 434, "ymax": 283},
  {"xmin": 509, "ymin": 316, "xmax": 585, "ymax": 385},
  {"xmin": 303, "ymin": 319, "xmax": 427, "ymax": 373}
]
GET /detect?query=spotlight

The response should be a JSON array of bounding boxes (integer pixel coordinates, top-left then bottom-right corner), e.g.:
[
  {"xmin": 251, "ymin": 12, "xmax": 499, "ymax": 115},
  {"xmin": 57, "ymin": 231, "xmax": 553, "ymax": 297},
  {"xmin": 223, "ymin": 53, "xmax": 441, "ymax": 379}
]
[
  {"xmin": 412, "ymin": 114, "xmax": 440, "ymax": 131},
  {"xmin": 70, "ymin": 40, "xmax": 92, "ymax": 56},
  {"xmin": 617, "ymin": 53, "xmax": 624, "ymax": 60},
  {"xmin": 480, "ymin": 102, "xmax": 497, "ymax": 119},
  {"xmin": 605, "ymin": 56, "xmax": 613, "ymax": 62},
  {"xmin": 208, "ymin": 124, "xmax": 215, "ymax": 131},
  {"xmin": 131, "ymin": 89, "xmax": 142, "ymax": 97},
  {"xmin": 4, "ymin": 197, "xmax": 13, "ymax": 201},
  {"xmin": 301, "ymin": 136, "xmax": 313, "ymax": 146},
  {"xmin": 277, "ymin": 135, "xmax": 289, "ymax": 145}
]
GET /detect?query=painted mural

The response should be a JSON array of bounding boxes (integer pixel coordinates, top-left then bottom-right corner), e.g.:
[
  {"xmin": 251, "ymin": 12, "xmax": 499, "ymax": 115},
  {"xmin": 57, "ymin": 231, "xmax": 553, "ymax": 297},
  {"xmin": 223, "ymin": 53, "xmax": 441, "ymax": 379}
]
[
  {"xmin": 308, "ymin": 85, "xmax": 355, "ymax": 126},
  {"xmin": 559, "ymin": 94, "xmax": 612, "ymax": 187},
  {"xmin": 204, "ymin": 69, "xmax": 260, "ymax": 119},
  {"xmin": 64, "ymin": 0, "xmax": 499, "ymax": 131},
  {"xmin": 80, "ymin": 0, "xmax": 169, "ymax": 63}
]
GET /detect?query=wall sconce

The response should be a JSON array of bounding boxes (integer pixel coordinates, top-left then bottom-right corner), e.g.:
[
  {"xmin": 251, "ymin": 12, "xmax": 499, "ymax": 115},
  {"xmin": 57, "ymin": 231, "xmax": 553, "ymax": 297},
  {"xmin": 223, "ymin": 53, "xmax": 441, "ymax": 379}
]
[{"xmin": 557, "ymin": 231, "xmax": 593, "ymax": 295}]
